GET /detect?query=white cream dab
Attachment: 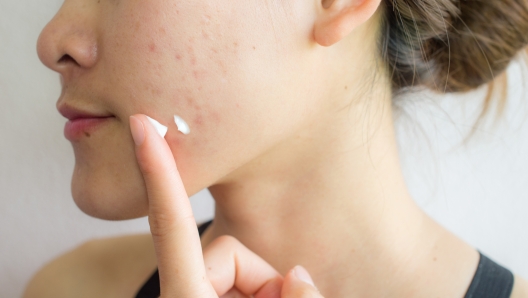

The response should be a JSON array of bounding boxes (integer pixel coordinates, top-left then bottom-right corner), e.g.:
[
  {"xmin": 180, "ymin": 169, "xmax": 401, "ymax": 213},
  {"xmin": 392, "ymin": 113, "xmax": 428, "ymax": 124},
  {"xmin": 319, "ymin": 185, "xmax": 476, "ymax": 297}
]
[
  {"xmin": 174, "ymin": 115, "xmax": 190, "ymax": 135},
  {"xmin": 146, "ymin": 115, "xmax": 168, "ymax": 138}
]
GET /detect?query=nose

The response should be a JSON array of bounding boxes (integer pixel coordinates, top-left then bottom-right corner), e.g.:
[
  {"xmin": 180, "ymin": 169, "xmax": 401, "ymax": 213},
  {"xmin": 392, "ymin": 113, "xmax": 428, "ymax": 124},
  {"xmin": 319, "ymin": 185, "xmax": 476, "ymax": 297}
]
[{"xmin": 36, "ymin": 1, "xmax": 98, "ymax": 82}]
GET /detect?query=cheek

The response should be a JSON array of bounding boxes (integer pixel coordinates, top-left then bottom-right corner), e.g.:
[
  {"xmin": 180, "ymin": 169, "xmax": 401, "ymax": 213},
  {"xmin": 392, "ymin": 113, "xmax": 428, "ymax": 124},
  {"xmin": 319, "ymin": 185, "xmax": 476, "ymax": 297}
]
[{"xmin": 108, "ymin": 0, "xmax": 299, "ymax": 147}]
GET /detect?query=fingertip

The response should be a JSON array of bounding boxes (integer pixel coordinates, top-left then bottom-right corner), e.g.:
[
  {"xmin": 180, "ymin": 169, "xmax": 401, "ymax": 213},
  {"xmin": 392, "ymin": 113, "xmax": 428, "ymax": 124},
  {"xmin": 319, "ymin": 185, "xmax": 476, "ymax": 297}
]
[
  {"xmin": 129, "ymin": 115, "xmax": 145, "ymax": 146},
  {"xmin": 146, "ymin": 115, "xmax": 168, "ymax": 138},
  {"xmin": 282, "ymin": 266, "xmax": 322, "ymax": 297},
  {"xmin": 292, "ymin": 266, "xmax": 315, "ymax": 287}
]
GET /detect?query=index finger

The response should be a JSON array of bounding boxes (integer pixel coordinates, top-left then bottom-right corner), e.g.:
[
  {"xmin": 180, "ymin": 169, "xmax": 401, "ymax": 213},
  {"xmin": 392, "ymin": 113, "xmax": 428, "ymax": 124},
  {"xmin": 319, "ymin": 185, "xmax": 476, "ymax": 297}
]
[{"xmin": 129, "ymin": 114, "xmax": 215, "ymax": 297}]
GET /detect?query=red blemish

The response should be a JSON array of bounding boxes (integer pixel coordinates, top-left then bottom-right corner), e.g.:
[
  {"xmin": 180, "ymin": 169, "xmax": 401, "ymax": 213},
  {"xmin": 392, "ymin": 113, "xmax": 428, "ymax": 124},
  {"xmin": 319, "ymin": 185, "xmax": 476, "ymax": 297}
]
[
  {"xmin": 153, "ymin": 88, "xmax": 162, "ymax": 96},
  {"xmin": 191, "ymin": 56, "xmax": 197, "ymax": 65},
  {"xmin": 149, "ymin": 43, "xmax": 156, "ymax": 52},
  {"xmin": 175, "ymin": 54, "xmax": 182, "ymax": 60},
  {"xmin": 192, "ymin": 69, "xmax": 207, "ymax": 79},
  {"xmin": 194, "ymin": 114, "xmax": 203, "ymax": 126}
]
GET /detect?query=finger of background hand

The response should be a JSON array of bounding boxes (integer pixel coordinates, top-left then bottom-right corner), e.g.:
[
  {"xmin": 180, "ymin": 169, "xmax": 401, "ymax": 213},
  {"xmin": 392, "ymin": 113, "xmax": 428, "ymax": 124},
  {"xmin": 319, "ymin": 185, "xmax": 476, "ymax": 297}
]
[
  {"xmin": 281, "ymin": 266, "xmax": 323, "ymax": 298},
  {"xmin": 219, "ymin": 288, "xmax": 251, "ymax": 298},
  {"xmin": 203, "ymin": 235, "xmax": 283, "ymax": 297},
  {"xmin": 129, "ymin": 114, "xmax": 214, "ymax": 296}
]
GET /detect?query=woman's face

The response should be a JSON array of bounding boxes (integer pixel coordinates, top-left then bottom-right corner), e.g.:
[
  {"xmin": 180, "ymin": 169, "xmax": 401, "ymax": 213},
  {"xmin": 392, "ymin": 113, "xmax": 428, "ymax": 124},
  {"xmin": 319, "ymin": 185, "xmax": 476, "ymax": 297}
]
[{"xmin": 37, "ymin": 0, "xmax": 340, "ymax": 219}]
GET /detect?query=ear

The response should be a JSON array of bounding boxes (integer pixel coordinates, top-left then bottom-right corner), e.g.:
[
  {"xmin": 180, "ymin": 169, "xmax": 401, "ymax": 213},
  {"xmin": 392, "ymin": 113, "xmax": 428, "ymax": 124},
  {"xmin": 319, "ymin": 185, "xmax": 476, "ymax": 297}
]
[{"xmin": 313, "ymin": 0, "xmax": 382, "ymax": 47}]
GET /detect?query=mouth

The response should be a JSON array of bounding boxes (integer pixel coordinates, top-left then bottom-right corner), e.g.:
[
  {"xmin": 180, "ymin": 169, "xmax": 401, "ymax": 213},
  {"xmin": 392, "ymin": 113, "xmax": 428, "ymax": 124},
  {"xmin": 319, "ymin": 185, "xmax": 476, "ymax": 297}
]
[
  {"xmin": 58, "ymin": 104, "xmax": 115, "ymax": 141},
  {"xmin": 64, "ymin": 117, "xmax": 114, "ymax": 141}
]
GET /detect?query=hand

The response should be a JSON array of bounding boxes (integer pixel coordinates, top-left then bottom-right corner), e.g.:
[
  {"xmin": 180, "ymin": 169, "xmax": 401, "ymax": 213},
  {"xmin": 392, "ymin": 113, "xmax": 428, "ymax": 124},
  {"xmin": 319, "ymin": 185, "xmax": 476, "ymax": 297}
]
[{"xmin": 129, "ymin": 114, "xmax": 323, "ymax": 298}]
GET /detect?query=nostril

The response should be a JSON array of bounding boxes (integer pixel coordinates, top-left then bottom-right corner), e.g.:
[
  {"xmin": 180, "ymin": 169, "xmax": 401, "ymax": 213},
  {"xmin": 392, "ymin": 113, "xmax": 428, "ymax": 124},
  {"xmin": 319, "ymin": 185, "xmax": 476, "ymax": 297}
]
[{"xmin": 58, "ymin": 54, "xmax": 80, "ymax": 66}]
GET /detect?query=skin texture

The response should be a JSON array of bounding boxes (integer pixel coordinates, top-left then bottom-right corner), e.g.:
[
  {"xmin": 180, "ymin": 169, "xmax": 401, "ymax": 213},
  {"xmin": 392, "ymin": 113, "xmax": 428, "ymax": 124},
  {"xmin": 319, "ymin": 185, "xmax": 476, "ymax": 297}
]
[{"xmin": 32, "ymin": 0, "xmax": 528, "ymax": 296}]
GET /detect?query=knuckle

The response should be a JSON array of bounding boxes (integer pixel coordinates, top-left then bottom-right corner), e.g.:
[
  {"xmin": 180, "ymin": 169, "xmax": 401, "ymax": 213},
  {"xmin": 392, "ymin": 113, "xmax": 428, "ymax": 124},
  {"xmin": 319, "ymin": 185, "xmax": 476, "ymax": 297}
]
[
  {"xmin": 148, "ymin": 211, "xmax": 196, "ymax": 239},
  {"xmin": 211, "ymin": 235, "xmax": 241, "ymax": 250},
  {"xmin": 148, "ymin": 212, "xmax": 176, "ymax": 238}
]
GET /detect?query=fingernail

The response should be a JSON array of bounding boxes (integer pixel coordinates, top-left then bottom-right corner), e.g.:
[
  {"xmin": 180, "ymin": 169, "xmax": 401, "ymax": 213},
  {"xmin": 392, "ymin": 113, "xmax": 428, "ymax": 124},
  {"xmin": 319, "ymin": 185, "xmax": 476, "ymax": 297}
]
[
  {"xmin": 130, "ymin": 116, "xmax": 145, "ymax": 146},
  {"xmin": 146, "ymin": 115, "xmax": 168, "ymax": 138},
  {"xmin": 293, "ymin": 265, "xmax": 315, "ymax": 287}
]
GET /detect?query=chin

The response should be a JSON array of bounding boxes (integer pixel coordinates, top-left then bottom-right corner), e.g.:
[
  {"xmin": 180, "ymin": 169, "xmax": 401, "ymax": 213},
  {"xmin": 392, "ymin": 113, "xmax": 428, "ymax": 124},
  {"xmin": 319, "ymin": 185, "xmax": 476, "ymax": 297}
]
[{"xmin": 70, "ymin": 162, "xmax": 149, "ymax": 220}]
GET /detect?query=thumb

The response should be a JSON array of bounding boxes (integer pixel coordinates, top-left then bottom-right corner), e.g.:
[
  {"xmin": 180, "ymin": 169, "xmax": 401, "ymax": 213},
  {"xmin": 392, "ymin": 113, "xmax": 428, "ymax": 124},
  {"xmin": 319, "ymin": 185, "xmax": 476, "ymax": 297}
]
[{"xmin": 281, "ymin": 266, "xmax": 323, "ymax": 298}]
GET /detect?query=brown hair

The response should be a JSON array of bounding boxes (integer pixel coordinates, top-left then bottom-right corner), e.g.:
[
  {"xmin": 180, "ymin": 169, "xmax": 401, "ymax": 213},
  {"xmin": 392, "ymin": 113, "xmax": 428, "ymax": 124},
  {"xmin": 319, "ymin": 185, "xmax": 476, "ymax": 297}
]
[{"xmin": 378, "ymin": 0, "xmax": 528, "ymax": 136}]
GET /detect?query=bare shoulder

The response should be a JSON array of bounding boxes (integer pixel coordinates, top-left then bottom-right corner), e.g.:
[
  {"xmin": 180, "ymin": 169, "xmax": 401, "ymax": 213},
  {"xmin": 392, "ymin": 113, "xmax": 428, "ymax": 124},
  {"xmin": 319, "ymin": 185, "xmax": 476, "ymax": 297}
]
[
  {"xmin": 511, "ymin": 274, "xmax": 528, "ymax": 298},
  {"xmin": 23, "ymin": 234, "xmax": 157, "ymax": 298}
]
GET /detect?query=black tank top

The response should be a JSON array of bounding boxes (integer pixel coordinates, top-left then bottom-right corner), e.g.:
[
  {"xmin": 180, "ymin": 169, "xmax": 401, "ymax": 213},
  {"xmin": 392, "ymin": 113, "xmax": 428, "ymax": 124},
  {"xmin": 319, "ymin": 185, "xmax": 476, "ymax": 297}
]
[{"xmin": 135, "ymin": 220, "xmax": 514, "ymax": 298}]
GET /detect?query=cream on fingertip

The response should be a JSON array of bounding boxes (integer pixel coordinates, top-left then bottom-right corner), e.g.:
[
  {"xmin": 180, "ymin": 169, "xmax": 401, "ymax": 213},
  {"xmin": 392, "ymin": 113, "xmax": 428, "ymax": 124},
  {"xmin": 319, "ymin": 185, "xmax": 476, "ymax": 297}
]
[{"xmin": 146, "ymin": 115, "xmax": 168, "ymax": 138}]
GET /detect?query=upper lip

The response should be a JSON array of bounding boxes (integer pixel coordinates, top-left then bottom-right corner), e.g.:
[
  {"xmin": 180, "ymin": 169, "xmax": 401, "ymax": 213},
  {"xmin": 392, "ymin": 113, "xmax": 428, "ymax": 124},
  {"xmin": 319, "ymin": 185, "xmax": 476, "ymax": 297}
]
[{"xmin": 58, "ymin": 104, "xmax": 113, "ymax": 121}]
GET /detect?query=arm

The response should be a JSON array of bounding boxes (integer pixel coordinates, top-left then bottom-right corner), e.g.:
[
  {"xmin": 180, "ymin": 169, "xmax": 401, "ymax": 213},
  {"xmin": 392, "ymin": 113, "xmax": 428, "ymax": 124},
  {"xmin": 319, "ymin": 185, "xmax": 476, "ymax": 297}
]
[
  {"xmin": 22, "ymin": 234, "xmax": 157, "ymax": 298},
  {"xmin": 511, "ymin": 274, "xmax": 528, "ymax": 298}
]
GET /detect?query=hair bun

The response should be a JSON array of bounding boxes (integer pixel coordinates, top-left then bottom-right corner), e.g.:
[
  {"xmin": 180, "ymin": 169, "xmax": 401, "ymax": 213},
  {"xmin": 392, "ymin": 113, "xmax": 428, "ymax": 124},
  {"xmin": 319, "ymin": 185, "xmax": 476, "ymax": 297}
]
[{"xmin": 381, "ymin": 0, "xmax": 528, "ymax": 93}]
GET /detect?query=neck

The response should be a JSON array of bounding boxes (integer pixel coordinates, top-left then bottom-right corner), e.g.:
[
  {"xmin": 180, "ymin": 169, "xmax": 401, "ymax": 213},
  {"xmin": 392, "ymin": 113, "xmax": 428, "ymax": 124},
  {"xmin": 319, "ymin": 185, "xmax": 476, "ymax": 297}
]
[{"xmin": 202, "ymin": 87, "xmax": 477, "ymax": 296}]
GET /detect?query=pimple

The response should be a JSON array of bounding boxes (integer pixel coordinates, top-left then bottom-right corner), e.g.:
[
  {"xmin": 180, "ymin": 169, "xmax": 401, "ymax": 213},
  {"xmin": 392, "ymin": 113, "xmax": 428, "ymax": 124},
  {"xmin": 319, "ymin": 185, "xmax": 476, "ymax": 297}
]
[
  {"xmin": 165, "ymin": 133, "xmax": 183, "ymax": 149},
  {"xmin": 209, "ymin": 111, "xmax": 221, "ymax": 123},
  {"xmin": 185, "ymin": 44, "xmax": 197, "ymax": 65},
  {"xmin": 149, "ymin": 43, "xmax": 156, "ymax": 52},
  {"xmin": 193, "ymin": 69, "xmax": 207, "ymax": 79},
  {"xmin": 152, "ymin": 88, "xmax": 162, "ymax": 96},
  {"xmin": 217, "ymin": 59, "xmax": 227, "ymax": 75},
  {"xmin": 193, "ymin": 114, "xmax": 204, "ymax": 126},
  {"xmin": 175, "ymin": 53, "xmax": 182, "ymax": 60}
]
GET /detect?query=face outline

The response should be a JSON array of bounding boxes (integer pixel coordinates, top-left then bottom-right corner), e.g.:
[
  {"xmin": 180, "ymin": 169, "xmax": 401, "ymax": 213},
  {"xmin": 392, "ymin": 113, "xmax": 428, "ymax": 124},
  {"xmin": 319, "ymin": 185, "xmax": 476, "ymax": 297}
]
[{"xmin": 36, "ymin": 0, "xmax": 340, "ymax": 220}]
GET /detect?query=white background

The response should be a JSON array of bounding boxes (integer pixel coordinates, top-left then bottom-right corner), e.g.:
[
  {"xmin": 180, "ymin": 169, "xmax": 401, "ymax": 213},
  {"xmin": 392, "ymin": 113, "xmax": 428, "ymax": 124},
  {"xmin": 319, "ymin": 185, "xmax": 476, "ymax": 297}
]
[{"xmin": 1, "ymin": 1, "xmax": 527, "ymax": 297}]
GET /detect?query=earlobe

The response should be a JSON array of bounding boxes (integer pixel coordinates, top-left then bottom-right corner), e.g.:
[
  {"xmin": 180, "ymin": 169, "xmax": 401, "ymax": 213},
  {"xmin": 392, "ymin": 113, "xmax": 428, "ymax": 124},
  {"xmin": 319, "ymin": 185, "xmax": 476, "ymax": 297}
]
[{"xmin": 313, "ymin": 0, "xmax": 382, "ymax": 47}]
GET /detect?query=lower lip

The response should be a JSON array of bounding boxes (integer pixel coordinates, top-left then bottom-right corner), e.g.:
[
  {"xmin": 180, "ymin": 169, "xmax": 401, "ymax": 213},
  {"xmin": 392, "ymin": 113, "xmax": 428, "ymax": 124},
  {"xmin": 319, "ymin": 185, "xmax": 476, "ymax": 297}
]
[{"xmin": 64, "ymin": 117, "xmax": 114, "ymax": 141}]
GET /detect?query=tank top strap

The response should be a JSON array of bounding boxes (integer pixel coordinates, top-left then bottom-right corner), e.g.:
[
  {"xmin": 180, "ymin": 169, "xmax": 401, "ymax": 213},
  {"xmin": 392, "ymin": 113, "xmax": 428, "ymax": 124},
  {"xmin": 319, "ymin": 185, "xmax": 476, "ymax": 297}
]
[
  {"xmin": 464, "ymin": 251, "xmax": 514, "ymax": 298},
  {"xmin": 137, "ymin": 226, "xmax": 515, "ymax": 298}
]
